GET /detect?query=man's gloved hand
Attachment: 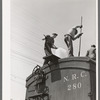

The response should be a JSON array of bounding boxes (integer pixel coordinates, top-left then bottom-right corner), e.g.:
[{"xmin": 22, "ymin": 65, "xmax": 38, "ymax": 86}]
[
  {"xmin": 54, "ymin": 46, "xmax": 58, "ymax": 49},
  {"xmin": 78, "ymin": 33, "xmax": 83, "ymax": 38},
  {"xmin": 79, "ymin": 25, "xmax": 83, "ymax": 28}
]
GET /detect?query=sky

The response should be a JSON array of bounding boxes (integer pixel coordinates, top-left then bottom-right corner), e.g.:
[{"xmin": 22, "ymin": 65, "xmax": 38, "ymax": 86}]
[{"xmin": 11, "ymin": 0, "xmax": 96, "ymax": 100}]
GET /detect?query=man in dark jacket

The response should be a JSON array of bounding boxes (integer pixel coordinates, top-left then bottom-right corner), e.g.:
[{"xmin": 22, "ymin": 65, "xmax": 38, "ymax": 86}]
[
  {"xmin": 43, "ymin": 33, "xmax": 58, "ymax": 65},
  {"xmin": 86, "ymin": 45, "xmax": 96, "ymax": 60},
  {"xmin": 64, "ymin": 25, "xmax": 83, "ymax": 57}
]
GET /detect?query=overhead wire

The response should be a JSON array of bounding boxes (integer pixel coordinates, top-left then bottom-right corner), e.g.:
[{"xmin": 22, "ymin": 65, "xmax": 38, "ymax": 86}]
[
  {"xmin": 11, "ymin": 4, "xmax": 64, "ymax": 48},
  {"xmin": 11, "ymin": 32, "xmax": 43, "ymax": 47},
  {"xmin": 11, "ymin": 53, "xmax": 43, "ymax": 66},
  {"xmin": 11, "ymin": 50, "xmax": 43, "ymax": 64},
  {"xmin": 11, "ymin": 4, "xmax": 60, "ymax": 34},
  {"xmin": 11, "ymin": 79, "xmax": 25, "ymax": 86},
  {"xmin": 11, "ymin": 12, "xmax": 47, "ymax": 36},
  {"xmin": 11, "ymin": 74, "xmax": 25, "ymax": 81},
  {"xmin": 11, "ymin": 35, "xmax": 44, "ymax": 55},
  {"xmin": 11, "ymin": 23, "xmax": 43, "ymax": 41},
  {"xmin": 11, "ymin": 46, "xmax": 44, "ymax": 64}
]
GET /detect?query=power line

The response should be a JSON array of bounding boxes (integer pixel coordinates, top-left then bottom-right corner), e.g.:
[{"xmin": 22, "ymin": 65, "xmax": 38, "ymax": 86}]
[
  {"xmin": 11, "ymin": 15, "xmax": 48, "ymax": 36},
  {"xmin": 11, "ymin": 79, "xmax": 25, "ymax": 86},
  {"xmin": 11, "ymin": 23, "xmax": 43, "ymax": 40},
  {"xmin": 11, "ymin": 4, "xmax": 59, "ymax": 34},
  {"xmin": 11, "ymin": 74, "xmax": 25, "ymax": 81},
  {"xmin": 11, "ymin": 53, "xmax": 42, "ymax": 66},
  {"xmin": 11, "ymin": 37, "xmax": 44, "ymax": 56},
  {"xmin": 11, "ymin": 50, "xmax": 43, "ymax": 64}
]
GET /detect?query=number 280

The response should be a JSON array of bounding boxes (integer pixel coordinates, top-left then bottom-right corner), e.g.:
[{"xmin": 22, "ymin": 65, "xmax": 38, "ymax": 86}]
[{"xmin": 67, "ymin": 82, "xmax": 82, "ymax": 91}]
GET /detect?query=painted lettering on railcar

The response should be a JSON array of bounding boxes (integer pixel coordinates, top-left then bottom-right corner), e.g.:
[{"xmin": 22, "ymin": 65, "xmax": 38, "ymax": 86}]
[{"xmin": 63, "ymin": 71, "xmax": 87, "ymax": 91}]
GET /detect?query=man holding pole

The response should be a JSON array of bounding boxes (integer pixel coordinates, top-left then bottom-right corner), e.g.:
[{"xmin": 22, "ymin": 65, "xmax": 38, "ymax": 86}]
[{"xmin": 64, "ymin": 25, "xmax": 83, "ymax": 57}]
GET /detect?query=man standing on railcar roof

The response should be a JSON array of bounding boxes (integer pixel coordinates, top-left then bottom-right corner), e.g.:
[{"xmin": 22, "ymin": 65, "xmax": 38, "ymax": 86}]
[
  {"xmin": 42, "ymin": 33, "xmax": 58, "ymax": 65},
  {"xmin": 86, "ymin": 45, "xmax": 96, "ymax": 60},
  {"xmin": 64, "ymin": 25, "xmax": 83, "ymax": 57}
]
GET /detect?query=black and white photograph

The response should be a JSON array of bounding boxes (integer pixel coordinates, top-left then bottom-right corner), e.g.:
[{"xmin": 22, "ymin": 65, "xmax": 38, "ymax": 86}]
[{"xmin": 3, "ymin": 0, "xmax": 97, "ymax": 100}]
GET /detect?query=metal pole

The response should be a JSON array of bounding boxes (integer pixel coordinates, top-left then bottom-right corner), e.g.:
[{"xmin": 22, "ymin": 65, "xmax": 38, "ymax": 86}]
[{"xmin": 78, "ymin": 16, "xmax": 83, "ymax": 56}]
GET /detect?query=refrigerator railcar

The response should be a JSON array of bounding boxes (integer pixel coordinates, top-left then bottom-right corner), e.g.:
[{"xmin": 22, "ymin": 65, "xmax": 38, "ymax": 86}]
[{"xmin": 25, "ymin": 57, "xmax": 96, "ymax": 100}]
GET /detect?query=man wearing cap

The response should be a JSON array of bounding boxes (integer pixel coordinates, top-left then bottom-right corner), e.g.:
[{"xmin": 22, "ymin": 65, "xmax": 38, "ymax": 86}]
[
  {"xmin": 43, "ymin": 33, "xmax": 58, "ymax": 65},
  {"xmin": 64, "ymin": 25, "xmax": 83, "ymax": 57},
  {"xmin": 86, "ymin": 45, "xmax": 96, "ymax": 60}
]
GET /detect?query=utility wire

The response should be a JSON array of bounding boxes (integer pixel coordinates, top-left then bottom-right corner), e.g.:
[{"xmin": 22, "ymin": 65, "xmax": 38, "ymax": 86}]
[
  {"xmin": 11, "ymin": 53, "xmax": 43, "ymax": 66},
  {"xmin": 11, "ymin": 79, "xmax": 25, "ymax": 86},
  {"xmin": 11, "ymin": 38, "xmax": 44, "ymax": 56},
  {"xmin": 11, "ymin": 50, "xmax": 43, "ymax": 64},
  {"xmin": 11, "ymin": 4, "xmax": 61, "ymax": 34},
  {"xmin": 11, "ymin": 74, "xmax": 25, "ymax": 81}
]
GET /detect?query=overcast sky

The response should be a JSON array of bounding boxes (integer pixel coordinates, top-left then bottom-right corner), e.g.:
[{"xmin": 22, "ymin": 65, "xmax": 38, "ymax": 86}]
[{"xmin": 11, "ymin": 0, "xmax": 96, "ymax": 100}]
